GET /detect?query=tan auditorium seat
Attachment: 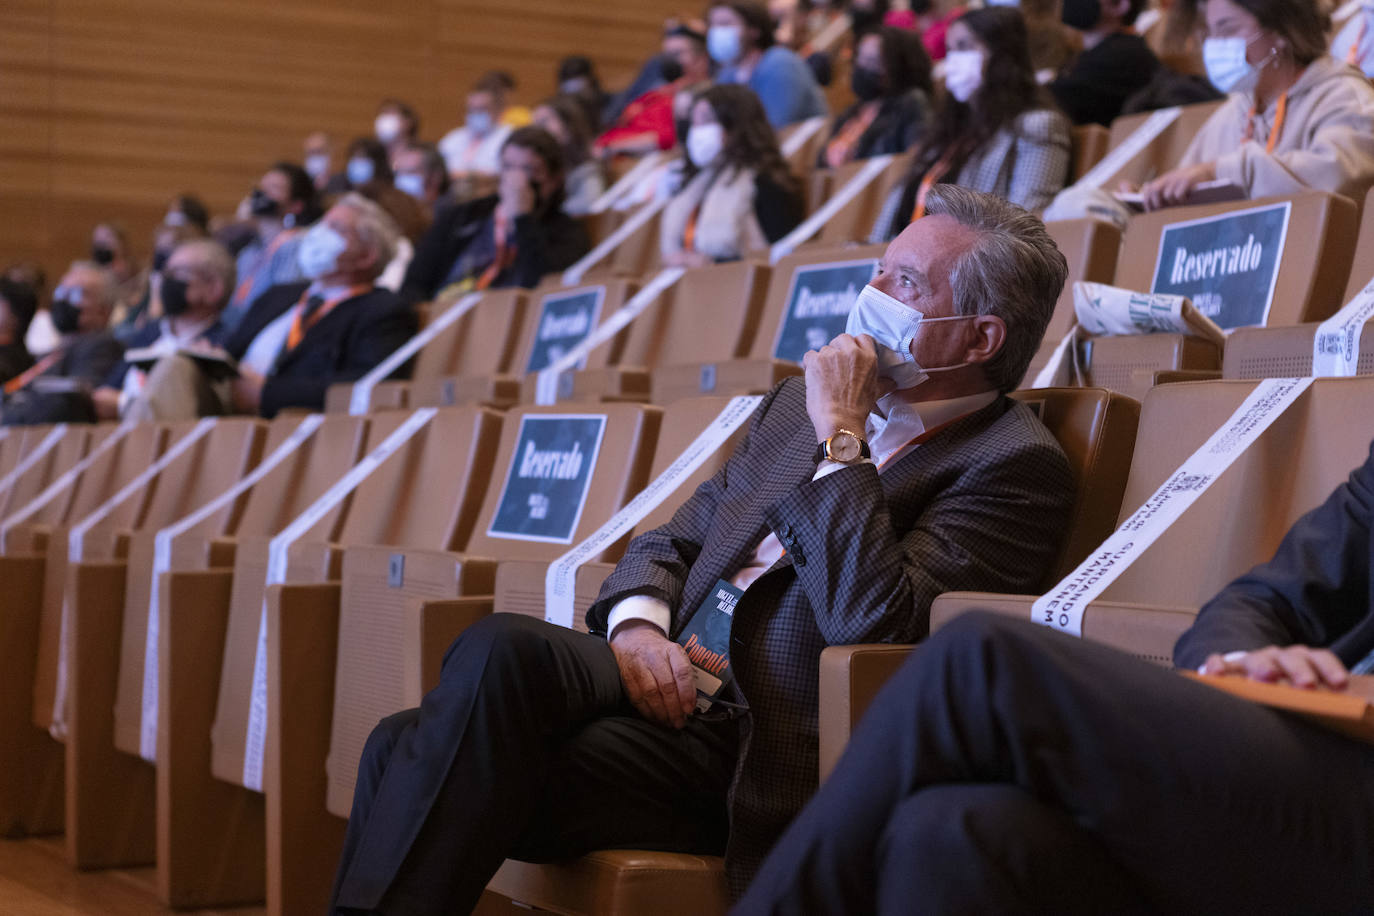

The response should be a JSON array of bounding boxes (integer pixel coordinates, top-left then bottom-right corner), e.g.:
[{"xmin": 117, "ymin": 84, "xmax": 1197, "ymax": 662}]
[
  {"xmin": 1022, "ymin": 218, "xmax": 1123, "ymax": 385},
  {"xmin": 535, "ymin": 261, "xmax": 774, "ymax": 405},
  {"xmin": 808, "ymin": 153, "xmax": 912, "ymax": 248},
  {"xmin": 653, "ymin": 246, "xmax": 884, "ymax": 403},
  {"xmin": 326, "ymin": 287, "xmax": 528, "ymax": 413},
  {"xmin": 1071, "ymin": 123, "xmax": 1110, "ymax": 182},
  {"xmin": 1092, "ymin": 99, "xmax": 1226, "ymax": 189},
  {"xmin": 259, "ymin": 402, "xmax": 658, "ymax": 916},
  {"xmin": 1080, "ymin": 191, "xmax": 1358, "ymax": 401},
  {"xmin": 419, "ymin": 279, "xmax": 639, "ymax": 410}
]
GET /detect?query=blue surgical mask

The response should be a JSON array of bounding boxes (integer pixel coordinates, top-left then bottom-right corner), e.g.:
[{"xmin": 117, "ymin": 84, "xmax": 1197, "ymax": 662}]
[
  {"xmin": 467, "ymin": 110, "xmax": 494, "ymax": 136},
  {"xmin": 707, "ymin": 25, "xmax": 743, "ymax": 65},
  {"xmin": 305, "ymin": 153, "xmax": 331, "ymax": 181},
  {"xmin": 846, "ymin": 284, "xmax": 973, "ymax": 390},
  {"xmin": 395, "ymin": 172, "xmax": 427, "ymax": 199},
  {"xmin": 1203, "ymin": 35, "xmax": 1262, "ymax": 93},
  {"xmin": 347, "ymin": 157, "xmax": 375, "ymax": 186},
  {"xmin": 297, "ymin": 223, "xmax": 350, "ymax": 279}
]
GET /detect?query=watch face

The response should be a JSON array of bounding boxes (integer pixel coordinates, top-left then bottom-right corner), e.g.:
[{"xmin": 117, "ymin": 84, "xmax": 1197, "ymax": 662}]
[{"xmin": 829, "ymin": 431, "xmax": 862, "ymax": 462}]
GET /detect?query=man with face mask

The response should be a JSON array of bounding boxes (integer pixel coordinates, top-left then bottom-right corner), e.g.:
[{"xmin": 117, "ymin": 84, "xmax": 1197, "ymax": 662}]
[
  {"xmin": 1, "ymin": 262, "xmax": 124, "ymax": 425},
  {"xmin": 225, "ymin": 162, "xmax": 318, "ymax": 331},
  {"xmin": 327, "ymin": 185, "xmax": 1075, "ymax": 914},
  {"xmin": 1049, "ymin": 0, "xmax": 1161, "ymax": 126},
  {"xmin": 437, "ymin": 75, "xmax": 516, "ymax": 185},
  {"xmin": 400, "ymin": 127, "xmax": 591, "ymax": 303},
  {"xmin": 221, "ymin": 193, "xmax": 417, "ymax": 418}
]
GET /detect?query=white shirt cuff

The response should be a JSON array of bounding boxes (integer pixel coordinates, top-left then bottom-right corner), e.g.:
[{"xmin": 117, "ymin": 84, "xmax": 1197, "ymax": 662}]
[
  {"xmin": 814, "ymin": 458, "xmax": 872, "ymax": 480},
  {"xmin": 606, "ymin": 594, "xmax": 672, "ymax": 640}
]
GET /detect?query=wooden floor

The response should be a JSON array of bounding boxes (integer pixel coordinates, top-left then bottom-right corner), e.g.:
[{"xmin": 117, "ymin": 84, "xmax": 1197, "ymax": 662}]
[{"xmin": 0, "ymin": 837, "xmax": 264, "ymax": 916}]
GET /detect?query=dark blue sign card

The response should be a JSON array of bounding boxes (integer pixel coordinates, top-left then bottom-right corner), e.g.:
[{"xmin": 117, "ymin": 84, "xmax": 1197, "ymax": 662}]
[
  {"xmin": 487, "ymin": 413, "xmax": 608, "ymax": 544},
  {"xmin": 525, "ymin": 287, "xmax": 607, "ymax": 374},
  {"xmin": 678, "ymin": 578, "xmax": 742, "ymax": 711},
  {"xmin": 1149, "ymin": 201, "xmax": 1291, "ymax": 330},
  {"xmin": 772, "ymin": 259, "xmax": 877, "ymax": 362}
]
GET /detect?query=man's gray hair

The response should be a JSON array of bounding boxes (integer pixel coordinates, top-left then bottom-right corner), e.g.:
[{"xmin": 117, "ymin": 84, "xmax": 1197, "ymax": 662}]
[
  {"xmin": 173, "ymin": 238, "xmax": 237, "ymax": 307},
  {"xmin": 66, "ymin": 261, "xmax": 117, "ymax": 307},
  {"xmin": 337, "ymin": 192, "xmax": 400, "ymax": 279},
  {"xmin": 922, "ymin": 185, "xmax": 1068, "ymax": 393}
]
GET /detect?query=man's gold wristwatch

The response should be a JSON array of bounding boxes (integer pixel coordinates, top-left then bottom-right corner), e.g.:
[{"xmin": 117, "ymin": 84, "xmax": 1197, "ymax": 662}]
[{"xmin": 814, "ymin": 429, "xmax": 871, "ymax": 464}]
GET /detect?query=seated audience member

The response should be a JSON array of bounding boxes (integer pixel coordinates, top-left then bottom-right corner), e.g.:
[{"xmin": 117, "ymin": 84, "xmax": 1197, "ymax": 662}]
[
  {"xmin": 343, "ymin": 137, "xmax": 396, "ymax": 190},
  {"xmin": 709, "ymin": 0, "xmax": 830, "ymax": 128},
  {"xmin": 164, "ymin": 193, "xmax": 211, "ymax": 233},
  {"xmin": 224, "ymin": 162, "xmax": 318, "ymax": 329},
  {"xmin": 5, "ymin": 261, "xmax": 57, "ymax": 358},
  {"xmin": 486, "ymin": 70, "xmax": 534, "ymax": 127},
  {"xmin": 872, "ymin": 8, "xmax": 1071, "ymax": 241},
  {"xmin": 112, "ymin": 221, "xmax": 204, "ymax": 343},
  {"xmin": 0, "ymin": 278, "xmax": 37, "ymax": 385},
  {"xmin": 1052, "ymin": 0, "xmax": 1374, "ymax": 221},
  {"xmin": 392, "ymin": 141, "xmax": 452, "ymax": 215},
  {"xmin": 438, "ymin": 75, "xmax": 517, "ymax": 182},
  {"xmin": 736, "ymin": 445, "xmax": 1374, "ymax": 915},
  {"xmin": 328, "ymin": 186, "xmax": 1078, "ymax": 913},
  {"xmin": 1050, "ymin": 0, "xmax": 1161, "ymax": 125},
  {"xmin": 374, "ymin": 98, "xmax": 421, "ymax": 165},
  {"xmin": 596, "ymin": 26, "xmax": 714, "ymax": 157},
  {"xmin": 661, "ymin": 85, "xmax": 806, "ymax": 266},
  {"xmin": 91, "ymin": 222, "xmax": 143, "ymax": 321},
  {"xmin": 1, "ymin": 262, "xmax": 124, "ymax": 425},
  {"xmin": 224, "ymin": 193, "xmax": 416, "ymax": 418},
  {"xmin": 304, "ymin": 130, "xmax": 339, "ymax": 192},
  {"xmin": 1022, "ymin": 0, "xmax": 1079, "ymax": 78},
  {"xmin": 532, "ymin": 96, "xmax": 606, "ymax": 215},
  {"xmin": 400, "ymin": 127, "xmax": 591, "ymax": 302},
  {"xmin": 557, "ymin": 55, "xmax": 613, "ymax": 128},
  {"xmin": 353, "ymin": 184, "xmax": 425, "ymax": 293},
  {"xmin": 91, "ymin": 239, "xmax": 234, "ymax": 421},
  {"xmin": 821, "ymin": 25, "xmax": 934, "ymax": 168}
]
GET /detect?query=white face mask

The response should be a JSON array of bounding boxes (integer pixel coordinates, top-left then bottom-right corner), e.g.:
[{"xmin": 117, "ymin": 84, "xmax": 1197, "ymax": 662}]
[
  {"xmin": 375, "ymin": 112, "xmax": 404, "ymax": 144},
  {"xmin": 845, "ymin": 284, "xmax": 974, "ymax": 390},
  {"xmin": 346, "ymin": 157, "xmax": 375, "ymax": 186},
  {"xmin": 394, "ymin": 172, "xmax": 427, "ymax": 199},
  {"xmin": 467, "ymin": 110, "xmax": 494, "ymax": 136},
  {"xmin": 943, "ymin": 49, "xmax": 985, "ymax": 104},
  {"xmin": 686, "ymin": 123, "xmax": 725, "ymax": 168},
  {"xmin": 1202, "ymin": 35, "xmax": 1263, "ymax": 94},
  {"xmin": 707, "ymin": 25, "xmax": 743, "ymax": 65},
  {"xmin": 297, "ymin": 223, "xmax": 350, "ymax": 279},
  {"xmin": 304, "ymin": 153, "xmax": 330, "ymax": 181}
]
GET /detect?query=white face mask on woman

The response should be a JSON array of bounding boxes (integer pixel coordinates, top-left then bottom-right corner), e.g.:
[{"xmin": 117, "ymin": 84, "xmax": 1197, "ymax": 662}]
[
  {"xmin": 686, "ymin": 123, "xmax": 725, "ymax": 168},
  {"xmin": 1202, "ymin": 34, "xmax": 1266, "ymax": 94},
  {"xmin": 943, "ymin": 49, "xmax": 985, "ymax": 104}
]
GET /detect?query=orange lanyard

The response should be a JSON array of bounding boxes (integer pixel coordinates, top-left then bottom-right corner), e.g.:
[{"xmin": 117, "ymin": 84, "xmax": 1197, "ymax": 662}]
[
  {"xmin": 1349, "ymin": 17, "xmax": 1368, "ymax": 68},
  {"xmin": 683, "ymin": 203, "xmax": 702, "ymax": 253},
  {"xmin": 3, "ymin": 350, "xmax": 61, "ymax": 395},
  {"xmin": 233, "ymin": 229, "xmax": 296, "ymax": 305},
  {"xmin": 474, "ymin": 211, "xmax": 518, "ymax": 292},
  {"xmin": 910, "ymin": 150, "xmax": 957, "ymax": 222},
  {"xmin": 1242, "ymin": 90, "xmax": 1287, "ymax": 155},
  {"xmin": 284, "ymin": 284, "xmax": 370, "ymax": 352},
  {"xmin": 825, "ymin": 103, "xmax": 881, "ymax": 169}
]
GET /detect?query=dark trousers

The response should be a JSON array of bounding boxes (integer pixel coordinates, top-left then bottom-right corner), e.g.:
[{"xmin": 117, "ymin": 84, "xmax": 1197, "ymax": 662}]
[
  {"xmin": 330, "ymin": 613, "xmax": 738, "ymax": 915},
  {"xmin": 734, "ymin": 612, "xmax": 1374, "ymax": 915}
]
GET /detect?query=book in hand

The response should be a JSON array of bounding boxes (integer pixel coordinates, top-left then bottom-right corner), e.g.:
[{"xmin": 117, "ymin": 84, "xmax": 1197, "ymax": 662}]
[
  {"xmin": 678, "ymin": 579, "xmax": 742, "ymax": 713},
  {"xmin": 1182, "ymin": 671, "xmax": 1374, "ymax": 744},
  {"xmin": 123, "ymin": 343, "xmax": 240, "ymax": 381},
  {"xmin": 1113, "ymin": 180, "xmax": 1247, "ymax": 210}
]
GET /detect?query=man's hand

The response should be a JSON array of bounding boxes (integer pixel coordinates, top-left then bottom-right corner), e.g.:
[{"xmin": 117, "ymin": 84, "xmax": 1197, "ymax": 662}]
[
  {"xmin": 91, "ymin": 386, "xmax": 121, "ymax": 421},
  {"xmin": 1141, "ymin": 161, "xmax": 1217, "ymax": 212},
  {"xmin": 609, "ymin": 620, "xmax": 698, "ymax": 729},
  {"xmin": 1202, "ymin": 645, "xmax": 1349, "ymax": 689},
  {"xmin": 231, "ymin": 366, "xmax": 265, "ymax": 414},
  {"xmin": 802, "ymin": 333, "xmax": 880, "ymax": 444},
  {"xmin": 497, "ymin": 171, "xmax": 536, "ymax": 220}
]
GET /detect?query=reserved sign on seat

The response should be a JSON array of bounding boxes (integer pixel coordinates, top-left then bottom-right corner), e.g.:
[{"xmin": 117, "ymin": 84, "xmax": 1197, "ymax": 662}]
[
  {"xmin": 771, "ymin": 259, "xmax": 877, "ymax": 362},
  {"xmin": 526, "ymin": 287, "xmax": 607, "ymax": 374},
  {"xmin": 488, "ymin": 414, "xmax": 608, "ymax": 544}
]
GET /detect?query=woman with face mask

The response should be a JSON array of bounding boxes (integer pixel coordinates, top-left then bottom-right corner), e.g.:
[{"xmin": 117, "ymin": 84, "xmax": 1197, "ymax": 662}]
[
  {"xmin": 707, "ymin": 0, "xmax": 829, "ymax": 128},
  {"xmin": 872, "ymin": 7, "xmax": 1071, "ymax": 242},
  {"xmin": 342, "ymin": 137, "xmax": 395, "ymax": 192},
  {"xmin": 820, "ymin": 26, "xmax": 934, "ymax": 168},
  {"xmin": 659, "ymin": 84, "xmax": 806, "ymax": 267}
]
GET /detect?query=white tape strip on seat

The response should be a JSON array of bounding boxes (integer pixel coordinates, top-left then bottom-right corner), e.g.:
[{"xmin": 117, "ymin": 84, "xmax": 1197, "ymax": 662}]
[
  {"xmin": 589, "ymin": 151, "xmax": 668, "ymax": 215},
  {"xmin": 349, "ymin": 293, "xmax": 484, "ymax": 415},
  {"xmin": 562, "ymin": 199, "xmax": 668, "ymax": 287},
  {"xmin": 0, "ymin": 421, "xmax": 137, "ymax": 550},
  {"xmin": 769, "ymin": 154, "xmax": 895, "ymax": 265},
  {"xmin": 0, "ymin": 424, "xmax": 68, "ymax": 499},
  {"xmin": 1032, "ymin": 377, "xmax": 1313, "ymax": 636},
  {"xmin": 241, "ymin": 406, "xmax": 438, "ymax": 791},
  {"xmin": 1073, "ymin": 106, "xmax": 1181, "ymax": 191},
  {"xmin": 533, "ymin": 267, "xmax": 688, "ymax": 406},
  {"xmin": 137, "ymin": 414, "xmax": 327, "ymax": 762},
  {"xmin": 1313, "ymin": 276, "xmax": 1374, "ymax": 377},
  {"xmin": 1030, "ymin": 329, "xmax": 1078, "ymax": 389},
  {"xmin": 543, "ymin": 395, "xmax": 763, "ymax": 629},
  {"xmin": 780, "ymin": 116, "xmax": 829, "ymax": 159},
  {"xmin": 1132, "ymin": 7, "xmax": 1162, "ymax": 33},
  {"xmin": 50, "ymin": 417, "xmax": 219, "ymax": 739}
]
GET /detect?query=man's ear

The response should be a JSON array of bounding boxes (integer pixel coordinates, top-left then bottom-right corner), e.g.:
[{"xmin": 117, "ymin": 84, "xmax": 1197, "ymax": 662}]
[{"xmin": 965, "ymin": 315, "xmax": 1007, "ymax": 365}]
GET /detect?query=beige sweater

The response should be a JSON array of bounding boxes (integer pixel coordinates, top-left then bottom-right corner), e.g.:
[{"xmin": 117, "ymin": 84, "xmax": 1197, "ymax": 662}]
[{"xmin": 1182, "ymin": 55, "xmax": 1374, "ymax": 203}]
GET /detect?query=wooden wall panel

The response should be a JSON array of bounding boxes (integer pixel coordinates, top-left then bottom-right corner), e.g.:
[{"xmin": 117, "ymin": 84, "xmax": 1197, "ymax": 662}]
[{"xmin": 0, "ymin": 0, "xmax": 681, "ymax": 291}]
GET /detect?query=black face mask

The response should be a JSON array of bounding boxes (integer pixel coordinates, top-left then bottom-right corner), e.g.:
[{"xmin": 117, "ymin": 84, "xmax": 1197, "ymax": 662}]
[
  {"xmin": 50, "ymin": 298, "xmax": 81, "ymax": 335},
  {"xmin": 850, "ymin": 0, "xmax": 889, "ymax": 33},
  {"xmin": 249, "ymin": 187, "xmax": 280, "ymax": 218},
  {"xmin": 851, "ymin": 66, "xmax": 885, "ymax": 101},
  {"xmin": 908, "ymin": 0, "xmax": 933, "ymax": 13},
  {"xmin": 161, "ymin": 275, "xmax": 191, "ymax": 317},
  {"xmin": 91, "ymin": 244, "xmax": 115, "ymax": 266},
  {"xmin": 1061, "ymin": 0, "xmax": 1102, "ymax": 31},
  {"xmin": 658, "ymin": 53, "xmax": 685, "ymax": 83},
  {"xmin": 151, "ymin": 248, "xmax": 171, "ymax": 272}
]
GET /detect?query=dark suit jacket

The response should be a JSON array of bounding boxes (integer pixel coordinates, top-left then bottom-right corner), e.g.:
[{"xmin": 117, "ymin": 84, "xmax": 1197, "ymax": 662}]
[
  {"xmin": 1176, "ymin": 441, "xmax": 1374, "ymax": 671},
  {"xmin": 224, "ymin": 281, "xmax": 417, "ymax": 418},
  {"xmin": 1050, "ymin": 32, "xmax": 1161, "ymax": 127},
  {"xmin": 399, "ymin": 195, "xmax": 591, "ymax": 304},
  {"xmin": 0, "ymin": 331, "xmax": 124, "ymax": 425},
  {"xmin": 587, "ymin": 377, "xmax": 1075, "ymax": 892},
  {"xmin": 819, "ymin": 89, "xmax": 932, "ymax": 165}
]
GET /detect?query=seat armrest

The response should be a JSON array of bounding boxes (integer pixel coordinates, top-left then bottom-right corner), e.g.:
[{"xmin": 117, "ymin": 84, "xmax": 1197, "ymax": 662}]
[
  {"xmin": 406, "ymin": 597, "xmax": 494, "ymax": 701},
  {"xmin": 818, "ymin": 644, "xmax": 916, "ymax": 782}
]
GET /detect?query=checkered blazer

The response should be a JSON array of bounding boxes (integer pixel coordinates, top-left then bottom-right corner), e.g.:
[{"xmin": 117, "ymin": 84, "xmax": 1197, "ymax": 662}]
[{"xmin": 588, "ymin": 377, "xmax": 1075, "ymax": 894}]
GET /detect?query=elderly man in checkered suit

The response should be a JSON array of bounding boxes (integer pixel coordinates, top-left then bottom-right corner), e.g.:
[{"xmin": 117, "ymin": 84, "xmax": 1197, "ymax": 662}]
[{"xmin": 330, "ymin": 185, "xmax": 1078, "ymax": 915}]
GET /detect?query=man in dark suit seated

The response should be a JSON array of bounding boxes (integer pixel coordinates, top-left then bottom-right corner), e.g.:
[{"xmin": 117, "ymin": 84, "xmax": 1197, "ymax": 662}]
[
  {"xmin": 225, "ymin": 192, "xmax": 418, "ymax": 418},
  {"xmin": 398, "ymin": 126, "xmax": 592, "ymax": 303},
  {"xmin": 734, "ymin": 450, "xmax": 1374, "ymax": 914},
  {"xmin": 0, "ymin": 278, "xmax": 37, "ymax": 387},
  {"xmin": 1, "ymin": 261, "xmax": 124, "ymax": 425},
  {"xmin": 329, "ymin": 185, "xmax": 1078, "ymax": 914}
]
